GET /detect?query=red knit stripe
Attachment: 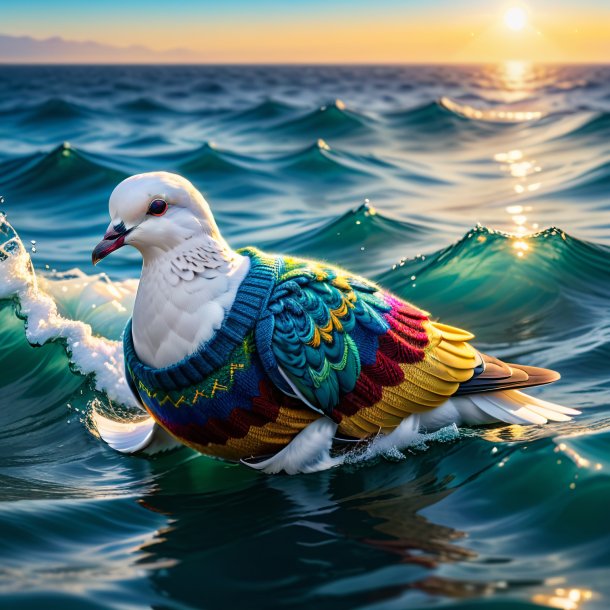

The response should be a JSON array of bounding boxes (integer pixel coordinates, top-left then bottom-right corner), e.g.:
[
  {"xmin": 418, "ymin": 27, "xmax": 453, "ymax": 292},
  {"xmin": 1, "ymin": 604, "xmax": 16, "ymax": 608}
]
[
  {"xmin": 365, "ymin": 349, "xmax": 405, "ymax": 386},
  {"xmin": 164, "ymin": 380, "xmax": 284, "ymax": 447},
  {"xmin": 378, "ymin": 330, "xmax": 426, "ymax": 364},
  {"xmin": 385, "ymin": 295, "xmax": 428, "ymax": 320},
  {"xmin": 385, "ymin": 314, "xmax": 429, "ymax": 345},
  {"xmin": 335, "ymin": 369, "xmax": 384, "ymax": 418}
]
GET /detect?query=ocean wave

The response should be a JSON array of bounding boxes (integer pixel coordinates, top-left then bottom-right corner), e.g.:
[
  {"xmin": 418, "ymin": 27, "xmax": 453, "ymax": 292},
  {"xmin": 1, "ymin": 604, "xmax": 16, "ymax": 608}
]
[
  {"xmin": 112, "ymin": 134, "xmax": 176, "ymax": 151},
  {"xmin": 270, "ymin": 139, "xmax": 371, "ymax": 181},
  {"xmin": 550, "ymin": 111, "xmax": 610, "ymax": 141},
  {"xmin": 191, "ymin": 80, "xmax": 226, "ymax": 95},
  {"xmin": 227, "ymin": 99, "xmax": 299, "ymax": 123},
  {"xmin": 0, "ymin": 216, "xmax": 138, "ymax": 409},
  {"xmin": 272, "ymin": 99, "xmax": 373, "ymax": 138},
  {"xmin": 16, "ymin": 98, "xmax": 94, "ymax": 125},
  {"xmin": 385, "ymin": 98, "xmax": 545, "ymax": 134},
  {"xmin": 266, "ymin": 202, "xmax": 430, "ymax": 275},
  {"xmin": 384, "ymin": 100, "xmax": 454, "ymax": 125},
  {"xmin": 378, "ymin": 225, "xmax": 610, "ymax": 345},
  {"xmin": 0, "ymin": 143, "xmax": 127, "ymax": 196},
  {"xmin": 176, "ymin": 141, "xmax": 262, "ymax": 177},
  {"xmin": 439, "ymin": 97, "xmax": 544, "ymax": 123},
  {"xmin": 117, "ymin": 97, "xmax": 178, "ymax": 114},
  {"xmin": 543, "ymin": 157, "xmax": 610, "ymax": 198}
]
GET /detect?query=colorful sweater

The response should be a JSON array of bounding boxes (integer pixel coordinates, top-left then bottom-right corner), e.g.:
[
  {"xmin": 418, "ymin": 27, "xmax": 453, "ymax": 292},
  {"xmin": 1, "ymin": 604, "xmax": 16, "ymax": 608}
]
[{"xmin": 124, "ymin": 247, "xmax": 480, "ymax": 460}]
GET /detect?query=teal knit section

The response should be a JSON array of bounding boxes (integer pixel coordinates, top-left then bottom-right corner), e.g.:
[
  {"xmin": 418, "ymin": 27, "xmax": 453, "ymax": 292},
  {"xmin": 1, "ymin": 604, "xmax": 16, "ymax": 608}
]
[{"xmin": 124, "ymin": 247, "xmax": 278, "ymax": 392}]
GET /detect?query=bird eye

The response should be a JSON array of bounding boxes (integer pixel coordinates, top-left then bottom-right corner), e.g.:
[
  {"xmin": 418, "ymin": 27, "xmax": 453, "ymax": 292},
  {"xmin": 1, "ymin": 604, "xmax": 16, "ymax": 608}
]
[{"xmin": 147, "ymin": 198, "xmax": 168, "ymax": 216}]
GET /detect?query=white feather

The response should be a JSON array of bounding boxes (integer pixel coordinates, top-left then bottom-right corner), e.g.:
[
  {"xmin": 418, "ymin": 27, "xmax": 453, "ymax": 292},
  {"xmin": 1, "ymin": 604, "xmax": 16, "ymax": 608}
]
[
  {"xmin": 91, "ymin": 409, "xmax": 183, "ymax": 455},
  {"xmin": 469, "ymin": 392, "xmax": 548, "ymax": 425},
  {"xmin": 241, "ymin": 417, "xmax": 341, "ymax": 475},
  {"xmin": 446, "ymin": 390, "xmax": 580, "ymax": 427},
  {"xmin": 508, "ymin": 391, "xmax": 580, "ymax": 417},
  {"xmin": 132, "ymin": 237, "xmax": 249, "ymax": 368},
  {"xmin": 372, "ymin": 413, "xmax": 421, "ymax": 452}
]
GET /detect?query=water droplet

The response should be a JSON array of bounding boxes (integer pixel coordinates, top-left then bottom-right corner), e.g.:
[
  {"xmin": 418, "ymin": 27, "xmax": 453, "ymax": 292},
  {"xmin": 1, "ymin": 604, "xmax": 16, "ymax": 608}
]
[{"xmin": 410, "ymin": 275, "xmax": 416, "ymax": 281}]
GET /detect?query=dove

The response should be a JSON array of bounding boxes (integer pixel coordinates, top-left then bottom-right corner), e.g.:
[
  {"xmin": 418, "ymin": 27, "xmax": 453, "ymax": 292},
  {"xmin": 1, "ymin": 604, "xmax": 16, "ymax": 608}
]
[{"xmin": 91, "ymin": 171, "xmax": 579, "ymax": 474}]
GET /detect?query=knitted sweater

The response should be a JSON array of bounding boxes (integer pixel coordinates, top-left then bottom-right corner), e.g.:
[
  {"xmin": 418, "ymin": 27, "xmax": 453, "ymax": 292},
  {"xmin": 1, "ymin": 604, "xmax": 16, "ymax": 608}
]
[{"xmin": 124, "ymin": 247, "xmax": 480, "ymax": 460}]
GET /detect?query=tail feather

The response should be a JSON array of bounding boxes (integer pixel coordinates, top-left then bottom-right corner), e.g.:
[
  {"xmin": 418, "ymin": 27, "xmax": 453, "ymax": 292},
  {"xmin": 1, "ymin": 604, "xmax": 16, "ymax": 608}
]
[
  {"xmin": 456, "ymin": 353, "xmax": 561, "ymax": 395},
  {"xmin": 470, "ymin": 391, "xmax": 547, "ymax": 425},
  {"xmin": 459, "ymin": 389, "xmax": 580, "ymax": 427},
  {"xmin": 512, "ymin": 392, "xmax": 580, "ymax": 416}
]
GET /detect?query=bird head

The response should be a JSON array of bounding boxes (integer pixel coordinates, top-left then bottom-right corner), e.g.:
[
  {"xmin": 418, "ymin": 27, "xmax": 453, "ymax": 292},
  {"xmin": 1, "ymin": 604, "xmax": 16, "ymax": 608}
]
[{"xmin": 92, "ymin": 171, "xmax": 223, "ymax": 265}]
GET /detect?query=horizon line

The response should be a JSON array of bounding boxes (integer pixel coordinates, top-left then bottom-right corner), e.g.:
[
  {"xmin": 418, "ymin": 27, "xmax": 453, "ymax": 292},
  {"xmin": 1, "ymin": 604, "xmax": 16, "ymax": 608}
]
[{"xmin": 2, "ymin": 60, "xmax": 610, "ymax": 67}]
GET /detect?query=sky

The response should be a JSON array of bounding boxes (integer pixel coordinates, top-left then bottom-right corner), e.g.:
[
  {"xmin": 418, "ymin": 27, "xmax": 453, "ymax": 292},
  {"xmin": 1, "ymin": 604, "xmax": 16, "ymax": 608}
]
[{"xmin": 1, "ymin": 0, "xmax": 609, "ymax": 63}]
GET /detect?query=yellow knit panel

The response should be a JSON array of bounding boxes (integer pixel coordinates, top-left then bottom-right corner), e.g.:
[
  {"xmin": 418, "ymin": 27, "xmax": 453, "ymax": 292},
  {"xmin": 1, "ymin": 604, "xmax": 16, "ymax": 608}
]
[
  {"xmin": 337, "ymin": 318, "xmax": 479, "ymax": 438},
  {"xmin": 179, "ymin": 406, "xmax": 318, "ymax": 460}
]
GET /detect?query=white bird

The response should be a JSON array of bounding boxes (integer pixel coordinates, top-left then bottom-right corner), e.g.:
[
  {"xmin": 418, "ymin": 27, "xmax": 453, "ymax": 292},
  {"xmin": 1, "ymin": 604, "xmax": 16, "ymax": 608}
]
[{"xmin": 92, "ymin": 172, "xmax": 579, "ymax": 474}]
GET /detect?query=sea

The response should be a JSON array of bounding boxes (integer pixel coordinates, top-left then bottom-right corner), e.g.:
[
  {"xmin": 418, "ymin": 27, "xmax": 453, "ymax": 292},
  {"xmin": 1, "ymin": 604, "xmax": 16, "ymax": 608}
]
[{"xmin": 0, "ymin": 63, "xmax": 609, "ymax": 610}]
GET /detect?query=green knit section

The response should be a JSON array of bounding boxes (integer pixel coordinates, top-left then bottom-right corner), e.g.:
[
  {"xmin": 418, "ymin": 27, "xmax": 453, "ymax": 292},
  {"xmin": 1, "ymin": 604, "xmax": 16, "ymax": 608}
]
[{"xmin": 134, "ymin": 333, "xmax": 256, "ymax": 409}]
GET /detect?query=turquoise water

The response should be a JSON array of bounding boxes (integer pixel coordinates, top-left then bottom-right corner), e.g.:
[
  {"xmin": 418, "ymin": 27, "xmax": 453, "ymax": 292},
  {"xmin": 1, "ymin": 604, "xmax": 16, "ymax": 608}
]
[{"xmin": 1, "ymin": 64, "xmax": 609, "ymax": 609}]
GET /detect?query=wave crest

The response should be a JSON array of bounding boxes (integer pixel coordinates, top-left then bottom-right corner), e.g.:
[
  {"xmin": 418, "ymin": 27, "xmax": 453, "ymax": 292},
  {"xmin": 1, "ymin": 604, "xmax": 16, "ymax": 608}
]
[{"xmin": 0, "ymin": 216, "xmax": 138, "ymax": 408}]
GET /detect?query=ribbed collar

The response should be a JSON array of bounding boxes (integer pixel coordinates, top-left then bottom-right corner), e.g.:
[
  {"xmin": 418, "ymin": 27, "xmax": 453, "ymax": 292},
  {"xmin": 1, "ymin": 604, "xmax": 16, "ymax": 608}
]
[{"xmin": 123, "ymin": 247, "xmax": 278, "ymax": 392}]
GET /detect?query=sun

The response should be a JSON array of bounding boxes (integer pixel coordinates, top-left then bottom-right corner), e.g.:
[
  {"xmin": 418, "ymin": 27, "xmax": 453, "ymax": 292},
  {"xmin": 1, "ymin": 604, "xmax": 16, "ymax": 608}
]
[{"xmin": 503, "ymin": 6, "xmax": 527, "ymax": 31}]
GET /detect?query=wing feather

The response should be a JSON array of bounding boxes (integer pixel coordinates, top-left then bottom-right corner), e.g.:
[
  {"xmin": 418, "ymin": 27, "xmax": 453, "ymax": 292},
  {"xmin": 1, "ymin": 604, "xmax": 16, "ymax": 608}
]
[
  {"xmin": 256, "ymin": 254, "xmax": 561, "ymax": 439},
  {"xmin": 337, "ymin": 321, "xmax": 481, "ymax": 436}
]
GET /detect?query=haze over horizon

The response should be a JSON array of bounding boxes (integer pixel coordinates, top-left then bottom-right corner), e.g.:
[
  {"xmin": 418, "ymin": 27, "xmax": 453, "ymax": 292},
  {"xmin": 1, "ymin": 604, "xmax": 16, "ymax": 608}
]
[{"xmin": 1, "ymin": 0, "xmax": 609, "ymax": 64}]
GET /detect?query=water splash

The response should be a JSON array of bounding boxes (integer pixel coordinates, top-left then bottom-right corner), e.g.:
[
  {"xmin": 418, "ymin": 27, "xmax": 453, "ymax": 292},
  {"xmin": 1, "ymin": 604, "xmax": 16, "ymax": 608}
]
[{"xmin": 0, "ymin": 216, "xmax": 138, "ymax": 408}]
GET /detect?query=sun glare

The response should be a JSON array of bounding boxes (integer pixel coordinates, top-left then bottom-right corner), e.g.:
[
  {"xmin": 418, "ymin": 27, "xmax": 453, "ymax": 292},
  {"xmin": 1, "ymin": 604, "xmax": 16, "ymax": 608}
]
[{"xmin": 504, "ymin": 6, "xmax": 527, "ymax": 31}]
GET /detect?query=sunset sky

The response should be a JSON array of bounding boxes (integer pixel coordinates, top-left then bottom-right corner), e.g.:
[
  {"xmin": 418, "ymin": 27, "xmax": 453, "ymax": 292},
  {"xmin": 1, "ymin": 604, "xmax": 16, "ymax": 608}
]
[{"xmin": 2, "ymin": 0, "xmax": 609, "ymax": 63}]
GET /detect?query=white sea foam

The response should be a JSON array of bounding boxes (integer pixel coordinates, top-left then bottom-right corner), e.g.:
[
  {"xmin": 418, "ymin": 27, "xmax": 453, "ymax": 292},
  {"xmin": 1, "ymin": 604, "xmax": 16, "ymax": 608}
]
[
  {"xmin": 0, "ymin": 216, "xmax": 140, "ymax": 409},
  {"xmin": 342, "ymin": 423, "xmax": 461, "ymax": 467}
]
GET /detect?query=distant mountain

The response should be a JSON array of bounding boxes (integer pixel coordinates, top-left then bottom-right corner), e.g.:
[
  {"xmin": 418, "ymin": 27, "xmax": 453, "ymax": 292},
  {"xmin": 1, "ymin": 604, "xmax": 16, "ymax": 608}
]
[{"xmin": 0, "ymin": 33, "xmax": 202, "ymax": 63}]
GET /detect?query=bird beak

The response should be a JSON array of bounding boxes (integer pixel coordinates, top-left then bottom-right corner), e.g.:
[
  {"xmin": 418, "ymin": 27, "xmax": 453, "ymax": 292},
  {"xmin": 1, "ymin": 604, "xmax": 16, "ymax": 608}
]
[{"xmin": 92, "ymin": 224, "xmax": 131, "ymax": 265}]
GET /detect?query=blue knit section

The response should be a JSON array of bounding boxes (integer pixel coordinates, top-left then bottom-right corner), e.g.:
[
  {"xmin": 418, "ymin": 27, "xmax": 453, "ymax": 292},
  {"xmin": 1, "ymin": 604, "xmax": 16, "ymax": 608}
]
[
  {"xmin": 350, "ymin": 322, "xmax": 379, "ymax": 367},
  {"xmin": 129, "ymin": 350, "xmax": 267, "ymax": 431},
  {"xmin": 124, "ymin": 247, "xmax": 278, "ymax": 392}
]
